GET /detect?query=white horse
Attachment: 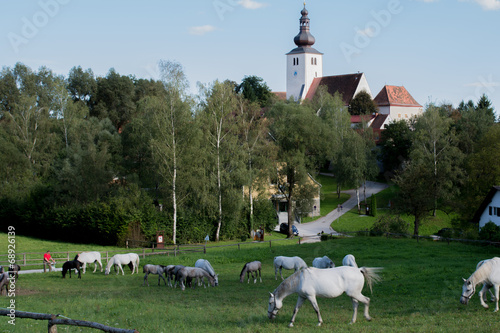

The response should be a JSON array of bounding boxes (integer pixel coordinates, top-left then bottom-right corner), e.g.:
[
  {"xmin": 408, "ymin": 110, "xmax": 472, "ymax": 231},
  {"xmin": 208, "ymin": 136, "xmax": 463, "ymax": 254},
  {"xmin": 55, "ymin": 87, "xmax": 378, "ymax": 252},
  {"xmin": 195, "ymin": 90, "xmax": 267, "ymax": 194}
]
[
  {"xmin": 178, "ymin": 267, "xmax": 216, "ymax": 291},
  {"xmin": 195, "ymin": 259, "xmax": 219, "ymax": 286},
  {"xmin": 274, "ymin": 256, "xmax": 307, "ymax": 280},
  {"xmin": 78, "ymin": 251, "xmax": 103, "ymax": 273},
  {"xmin": 268, "ymin": 266, "xmax": 382, "ymax": 327},
  {"xmin": 240, "ymin": 261, "xmax": 262, "ymax": 283},
  {"xmin": 342, "ymin": 254, "xmax": 358, "ymax": 268},
  {"xmin": 461, "ymin": 257, "xmax": 500, "ymax": 311},
  {"xmin": 143, "ymin": 264, "xmax": 167, "ymax": 286},
  {"xmin": 312, "ymin": 256, "xmax": 334, "ymax": 269},
  {"xmin": 104, "ymin": 253, "xmax": 140, "ymax": 275}
]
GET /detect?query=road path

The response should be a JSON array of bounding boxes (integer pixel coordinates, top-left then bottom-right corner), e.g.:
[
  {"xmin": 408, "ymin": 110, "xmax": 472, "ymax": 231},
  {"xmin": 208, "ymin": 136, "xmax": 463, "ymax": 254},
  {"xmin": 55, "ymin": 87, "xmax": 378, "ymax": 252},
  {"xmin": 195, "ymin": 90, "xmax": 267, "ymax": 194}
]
[{"xmin": 293, "ymin": 181, "xmax": 389, "ymax": 243}]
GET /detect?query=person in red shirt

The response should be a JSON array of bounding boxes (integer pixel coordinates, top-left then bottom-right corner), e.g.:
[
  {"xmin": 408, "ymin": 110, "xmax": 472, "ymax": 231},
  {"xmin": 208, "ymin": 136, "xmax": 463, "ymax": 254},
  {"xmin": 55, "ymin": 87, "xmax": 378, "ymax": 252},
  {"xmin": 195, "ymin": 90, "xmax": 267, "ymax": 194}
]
[{"xmin": 43, "ymin": 250, "xmax": 56, "ymax": 272}]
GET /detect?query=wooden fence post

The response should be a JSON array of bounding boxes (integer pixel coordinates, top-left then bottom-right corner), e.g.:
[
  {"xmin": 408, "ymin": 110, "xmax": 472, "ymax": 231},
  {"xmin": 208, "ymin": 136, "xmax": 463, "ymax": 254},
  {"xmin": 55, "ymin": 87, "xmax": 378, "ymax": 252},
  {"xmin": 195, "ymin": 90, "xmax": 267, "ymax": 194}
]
[
  {"xmin": 269, "ymin": 240, "xmax": 272, "ymax": 249},
  {"xmin": 23, "ymin": 253, "xmax": 26, "ymax": 266},
  {"xmin": 142, "ymin": 249, "xmax": 146, "ymax": 259},
  {"xmin": 204, "ymin": 245, "xmax": 206, "ymax": 254},
  {"xmin": 238, "ymin": 244, "xmax": 240, "ymax": 251}
]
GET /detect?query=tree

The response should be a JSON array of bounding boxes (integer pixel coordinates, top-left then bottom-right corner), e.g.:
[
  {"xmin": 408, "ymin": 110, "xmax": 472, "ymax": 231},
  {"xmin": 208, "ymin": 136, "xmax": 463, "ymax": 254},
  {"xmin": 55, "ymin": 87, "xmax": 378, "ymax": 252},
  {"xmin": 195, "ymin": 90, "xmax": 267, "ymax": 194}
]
[
  {"xmin": 235, "ymin": 75, "xmax": 273, "ymax": 107},
  {"xmin": 393, "ymin": 161, "xmax": 435, "ymax": 237},
  {"xmin": 378, "ymin": 119, "xmax": 413, "ymax": 176},
  {"xmin": 348, "ymin": 90, "xmax": 378, "ymax": 115},
  {"xmin": 198, "ymin": 80, "xmax": 245, "ymax": 241},
  {"xmin": 149, "ymin": 60, "xmax": 197, "ymax": 245},
  {"xmin": 235, "ymin": 96, "xmax": 276, "ymax": 233},
  {"xmin": 267, "ymin": 101, "xmax": 324, "ymax": 237},
  {"xmin": 92, "ymin": 68, "xmax": 136, "ymax": 130},
  {"xmin": 67, "ymin": 66, "xmax": 97, "ymax": 108},
  {"xmin": 411, "ymin": 104, "xmax": 464, "ymax": 216}
]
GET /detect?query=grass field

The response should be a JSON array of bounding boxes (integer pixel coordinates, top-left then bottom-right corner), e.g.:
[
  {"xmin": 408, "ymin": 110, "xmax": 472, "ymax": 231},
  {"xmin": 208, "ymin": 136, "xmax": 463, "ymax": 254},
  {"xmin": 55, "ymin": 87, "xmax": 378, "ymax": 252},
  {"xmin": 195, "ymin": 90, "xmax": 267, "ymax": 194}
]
[{"xmin": 2, "ymin": 234, "xmax": 500, "ymax": 332}]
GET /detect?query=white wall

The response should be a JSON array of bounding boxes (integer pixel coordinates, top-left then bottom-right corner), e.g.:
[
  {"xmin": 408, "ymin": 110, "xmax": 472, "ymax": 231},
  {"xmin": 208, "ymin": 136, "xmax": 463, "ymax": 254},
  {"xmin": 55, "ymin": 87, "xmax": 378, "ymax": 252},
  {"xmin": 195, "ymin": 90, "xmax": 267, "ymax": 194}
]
[
  {"xmin": 383, "ymin": 105, "xmax": 423, "ymax": 119},
  {"xmin": 286, "ymin": 51, "xmax": 323, "ymax": 101},
  {"xmin": 479, "ymin": 191, "xmax": 500, "ymax": 229}
]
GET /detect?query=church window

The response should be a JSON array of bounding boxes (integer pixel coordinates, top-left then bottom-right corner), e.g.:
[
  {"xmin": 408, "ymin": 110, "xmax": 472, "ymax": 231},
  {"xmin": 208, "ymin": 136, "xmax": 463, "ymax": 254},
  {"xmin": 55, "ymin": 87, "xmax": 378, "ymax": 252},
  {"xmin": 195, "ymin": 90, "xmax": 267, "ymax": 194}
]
[
  {"xmin": 314, "ymin": 58, "xmax": 317, "ymax": 65},
  {"xmin": 293, "ymin": 58, "xmax": 295, "ymax": 66},
  {"xmin": 297, "ymin": 58, "xmax": 299, "ymax": 65},
  {"xmin": 398, "ymin": 114, "xmax": 401, "ymax": 118},
  {"xmin": 311, "ymin": 58, "xmax": 313, "ymax": 65},
  {"xmin": 405, "ymin": 114, "xmax": 408, "ymax": 118}
]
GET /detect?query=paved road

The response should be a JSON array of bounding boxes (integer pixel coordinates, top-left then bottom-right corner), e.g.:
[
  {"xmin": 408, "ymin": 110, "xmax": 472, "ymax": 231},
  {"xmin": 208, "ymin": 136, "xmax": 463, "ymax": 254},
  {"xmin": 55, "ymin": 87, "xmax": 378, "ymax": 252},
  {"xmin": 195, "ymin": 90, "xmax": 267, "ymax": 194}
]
[{"xmin": 293, "ymin": 181, "xmax": 389, "ymax": 243}]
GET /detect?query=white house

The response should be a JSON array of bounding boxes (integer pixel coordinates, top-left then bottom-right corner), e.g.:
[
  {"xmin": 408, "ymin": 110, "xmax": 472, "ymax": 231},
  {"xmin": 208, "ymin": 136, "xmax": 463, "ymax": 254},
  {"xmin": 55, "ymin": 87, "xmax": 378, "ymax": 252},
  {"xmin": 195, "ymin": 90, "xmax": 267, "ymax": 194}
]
[{"xmin": 473, "ymin": 186, "xmax": 500, "ymax": 229}]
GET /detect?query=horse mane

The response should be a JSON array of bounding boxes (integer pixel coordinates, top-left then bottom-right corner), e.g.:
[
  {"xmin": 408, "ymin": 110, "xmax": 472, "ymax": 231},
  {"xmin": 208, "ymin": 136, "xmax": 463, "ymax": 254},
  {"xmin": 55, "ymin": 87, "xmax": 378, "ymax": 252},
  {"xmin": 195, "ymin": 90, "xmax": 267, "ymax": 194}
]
[
  {"xmin": 239, "ymin": 263, "xmax": 248, "ymax": 278},
  {"xmin": 274, "ymin": 269, "xmax": 301, "ymax": 298},
  {"xmin": 471, "ymin": 258, "xmax": 498, "ymax": 284}
]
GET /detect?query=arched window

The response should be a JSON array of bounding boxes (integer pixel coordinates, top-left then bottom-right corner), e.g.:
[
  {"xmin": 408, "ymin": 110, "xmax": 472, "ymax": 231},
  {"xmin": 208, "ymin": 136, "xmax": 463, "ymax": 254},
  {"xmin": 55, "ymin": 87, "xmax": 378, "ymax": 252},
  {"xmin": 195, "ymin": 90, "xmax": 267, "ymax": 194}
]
[
  {"xmin": 293, "ymin": 58, "xmax": 295, "ymax": 66},
  {"xmin": 297, "ymin": 58, "xmax": 299, "ymax": 65}
]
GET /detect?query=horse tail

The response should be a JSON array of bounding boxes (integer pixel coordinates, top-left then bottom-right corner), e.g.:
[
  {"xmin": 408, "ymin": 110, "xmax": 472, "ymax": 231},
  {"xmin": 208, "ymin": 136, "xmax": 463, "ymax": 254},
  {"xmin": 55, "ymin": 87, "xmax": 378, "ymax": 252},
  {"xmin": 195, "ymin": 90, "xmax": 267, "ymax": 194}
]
[{"xmin": 360, "ymin": 267, "xmax": 383, "ymax": 293}]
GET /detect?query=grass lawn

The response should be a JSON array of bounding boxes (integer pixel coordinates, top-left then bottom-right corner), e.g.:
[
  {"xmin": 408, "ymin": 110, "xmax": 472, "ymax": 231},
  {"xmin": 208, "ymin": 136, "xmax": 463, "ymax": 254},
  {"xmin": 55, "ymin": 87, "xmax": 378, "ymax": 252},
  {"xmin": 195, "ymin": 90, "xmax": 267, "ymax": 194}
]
[{"xmin": 2, "ymin": 235, "xmax": 500, "ymax": 332}]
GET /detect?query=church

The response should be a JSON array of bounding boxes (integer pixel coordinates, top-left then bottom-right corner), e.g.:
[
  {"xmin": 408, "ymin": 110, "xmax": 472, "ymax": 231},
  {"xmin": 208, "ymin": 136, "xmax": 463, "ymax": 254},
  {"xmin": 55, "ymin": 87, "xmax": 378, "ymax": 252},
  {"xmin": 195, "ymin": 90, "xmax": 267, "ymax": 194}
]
[{"xmin": 275, "ymin": 4, "xmax": 423, "ymax": 133}]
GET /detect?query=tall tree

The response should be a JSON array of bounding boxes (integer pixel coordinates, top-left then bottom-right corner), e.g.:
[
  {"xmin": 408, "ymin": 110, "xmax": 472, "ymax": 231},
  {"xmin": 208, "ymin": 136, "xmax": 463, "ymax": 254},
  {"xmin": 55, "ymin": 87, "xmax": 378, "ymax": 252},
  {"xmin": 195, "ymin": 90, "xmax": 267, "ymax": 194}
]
[
  {"xmin": 198, "ymin": 80, "xmax": 245, "ymax": 241},
  {"xmin": 267, "ymin": 101, "xmax": 324, "ymax": 237},
  {"xmin": 149, "ymin": 60, "xmax": 197, "ymax": 245},
  {"xmin": 378, "ymin": 119, "xmax": 413, "ymax": 176},
  {"xmin": 411, "ymin": 104, "xmax": 464, "ymax": 216}
]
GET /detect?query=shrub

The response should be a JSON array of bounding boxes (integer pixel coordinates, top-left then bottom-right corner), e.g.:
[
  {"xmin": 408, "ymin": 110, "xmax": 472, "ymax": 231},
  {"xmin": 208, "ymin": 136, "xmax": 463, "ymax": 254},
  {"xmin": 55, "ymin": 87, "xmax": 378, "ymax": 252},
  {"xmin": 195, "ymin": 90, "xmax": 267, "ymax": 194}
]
[
  {"xmin": 371, "ymin": 194, "xmax": 377, "ymax": 217},
  {"xmin": 370, "ymin": 215, "xmax": 410, "ymax": 236},
  {"xmin": 479, "ymin": 222, "xmax": 500, "ymax": 242}
]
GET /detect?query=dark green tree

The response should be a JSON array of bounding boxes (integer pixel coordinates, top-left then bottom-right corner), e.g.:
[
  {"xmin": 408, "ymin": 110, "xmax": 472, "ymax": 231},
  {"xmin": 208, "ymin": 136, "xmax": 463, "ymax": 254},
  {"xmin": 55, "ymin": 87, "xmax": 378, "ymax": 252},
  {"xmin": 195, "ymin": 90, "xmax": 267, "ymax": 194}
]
[
  {"xmin": 235, "ymin": 75, "xmax": 272, "ymax": 107},
  {"xmin": 348, "ymin": 90, "xmax": 378, "ymax": 115}
]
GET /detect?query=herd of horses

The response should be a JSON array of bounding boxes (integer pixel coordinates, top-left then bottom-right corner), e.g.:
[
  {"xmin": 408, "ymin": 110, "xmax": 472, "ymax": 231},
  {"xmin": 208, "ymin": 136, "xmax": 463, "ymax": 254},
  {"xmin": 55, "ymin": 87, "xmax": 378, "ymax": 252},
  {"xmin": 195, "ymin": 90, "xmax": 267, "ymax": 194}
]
[{"xmin": 3, "ymin": 248, "xmax": 500, "ymax": 328}]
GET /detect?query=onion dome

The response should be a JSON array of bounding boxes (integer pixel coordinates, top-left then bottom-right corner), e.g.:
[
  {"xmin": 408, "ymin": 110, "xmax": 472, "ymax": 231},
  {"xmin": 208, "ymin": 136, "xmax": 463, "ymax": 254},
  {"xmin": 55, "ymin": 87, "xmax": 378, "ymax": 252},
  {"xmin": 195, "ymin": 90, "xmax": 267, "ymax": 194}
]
[{"xmin": 293, "ymin": 4, "xmax": 315, "ymax": 47}]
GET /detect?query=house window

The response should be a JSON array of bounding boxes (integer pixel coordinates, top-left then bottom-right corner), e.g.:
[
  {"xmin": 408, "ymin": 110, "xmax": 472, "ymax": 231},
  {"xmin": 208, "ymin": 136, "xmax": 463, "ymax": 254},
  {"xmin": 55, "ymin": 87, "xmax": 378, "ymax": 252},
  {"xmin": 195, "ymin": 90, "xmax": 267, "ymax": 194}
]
[
  {"xmin": 311, "ymin": 58, "xmax": 314, "ymax": 65},
  {"xmin": 398, "ymin": 114, "xmax": 401, "ymax": 118},
  {"xmin": 405, "ymin": 114, "xmax": 408, "ymax": 118},
  {"xmin": 314, "ymin": 58, "xmax": 317, "ymax": 65},
  {"xmin": 490, "ymin": 206, "xmax": 493, "ymax": 215},
  {"xmin": 297, "ymin": 58, "xmax": 299, "ymax": 66}
]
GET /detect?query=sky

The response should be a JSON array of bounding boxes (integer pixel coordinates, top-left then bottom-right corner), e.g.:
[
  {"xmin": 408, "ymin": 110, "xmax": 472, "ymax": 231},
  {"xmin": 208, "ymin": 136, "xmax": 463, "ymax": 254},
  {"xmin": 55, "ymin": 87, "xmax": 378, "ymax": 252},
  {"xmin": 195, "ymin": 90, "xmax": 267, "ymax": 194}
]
[{"xmin": 1, "ymin": 0, "xmax": 499, "ymax": 113}]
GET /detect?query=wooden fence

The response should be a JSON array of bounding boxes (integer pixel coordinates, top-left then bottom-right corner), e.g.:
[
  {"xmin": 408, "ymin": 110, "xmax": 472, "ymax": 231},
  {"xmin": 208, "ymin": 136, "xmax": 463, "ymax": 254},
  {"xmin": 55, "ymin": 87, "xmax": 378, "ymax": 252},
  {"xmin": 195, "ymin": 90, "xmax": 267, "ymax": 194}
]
[{"xmin": 0, "ymin": 309, "xmax": 138, "ymax": 333}]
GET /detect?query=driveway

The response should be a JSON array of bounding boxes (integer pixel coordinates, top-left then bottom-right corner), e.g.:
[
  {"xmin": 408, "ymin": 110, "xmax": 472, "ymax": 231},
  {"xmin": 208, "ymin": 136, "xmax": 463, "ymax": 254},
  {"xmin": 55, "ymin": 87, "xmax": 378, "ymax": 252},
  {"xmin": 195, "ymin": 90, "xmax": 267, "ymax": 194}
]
[{"xmin": 294, "ymin": 181, "xmax": 389, "ymax": 243}]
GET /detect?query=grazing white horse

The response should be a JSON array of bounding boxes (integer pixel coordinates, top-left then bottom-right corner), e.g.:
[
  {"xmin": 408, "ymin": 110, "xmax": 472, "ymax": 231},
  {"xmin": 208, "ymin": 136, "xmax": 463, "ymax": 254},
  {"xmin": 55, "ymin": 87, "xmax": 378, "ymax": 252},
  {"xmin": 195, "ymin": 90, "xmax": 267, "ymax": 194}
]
[
  {"xmin": 78, "ymin": 251, "xmax": 103, "ymax": 273},
  {"xmin": 240, "ymin": 261, "xmax": 262, "ymax": 283},
  {"xmin": 342, "ymin": 254, "xmax": 358, "ymax": 268},
  {"xmin": 143, "ymin": 264, "xmax": 167, "ymax": 286},
  {"xmin": 461, "ymin": 257, "xmax": 500, "ymax": 311},
  {"xmin": 268, "ymin": 266, "xmax": 382, "ymax": 327},
  {"xmin": 312, "ymin": 256, "xmax": 334, "ymax": 269},
  {"xmin": 104, "ymin": 253, "xmax": 140, "ymax": 275},
  {"xmin": 274, "ymin": 256, "xmax": 307, "ymax": 280},
  {"xmin": 195, "ymin": 259, "xmax": 219, "ymax": 286},
  {"xmin": 178, "ymin": 267, "xmax": 216, "ymax": 291}
]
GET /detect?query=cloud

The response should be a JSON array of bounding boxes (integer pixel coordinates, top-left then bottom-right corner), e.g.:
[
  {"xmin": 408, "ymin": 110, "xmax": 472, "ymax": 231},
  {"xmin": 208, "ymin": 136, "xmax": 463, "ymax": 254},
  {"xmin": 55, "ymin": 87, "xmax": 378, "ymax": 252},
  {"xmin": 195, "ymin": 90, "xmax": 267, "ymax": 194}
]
[
  {"xmin": 238, "ymin": 0, "xmax": 268, "ymax": 10},
  {"xmin": 189, "ymin": 25, "xmax": 217, "ymax": 36},
  {"xmin": 473, "ymin": 0, "xmax": 500, "ymax": 10}
]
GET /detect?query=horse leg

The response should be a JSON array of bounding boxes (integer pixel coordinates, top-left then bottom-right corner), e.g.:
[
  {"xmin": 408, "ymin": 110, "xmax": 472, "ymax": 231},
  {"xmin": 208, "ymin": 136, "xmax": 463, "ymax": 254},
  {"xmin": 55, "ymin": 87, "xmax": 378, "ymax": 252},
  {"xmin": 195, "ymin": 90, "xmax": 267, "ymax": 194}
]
[
  {"xmin": 82, "ymin": 262, "xmax": 86, "ymax": 274},
  {"xmin": 351, "ymin": 293, "xmax": 371, "ymax": 322},
  {"xmin": 308, "ymin": 296, "xmax": 324, "ymax": 327},
  {"xmin": 493, "ymin": 284, "xmax": 500, "ymax": 312},
  {"xmin": 479, "ymin": 284, "xmax": 490, "ymax": 308},
  {"xmin": 119, "ymin": 264, "xmax": 124, "ymax": 275},
  {"xmin": 280, "ymin": 267, "xmax": 284, "ymax": 280},
  {"xmin": 159, "ymin": 273, "xmax": 166, "ymax": 286},
  {"xmin": 259, "ymin": 269, "xmax": 262, "ymax": 283},
  {"xmin": 289, "ymin": 296, "xmax": 306, "ymax": 328},
  {"xmin": 77, "ymin": 267, "xmax": 81, "ymax": 279},
  {"xmin": 143, "ymin": 273, "xmax": 149, "ymax": 286},
  {"xmin": 98, "ymin": 260, "xmax": 103, "ymax": 273}
]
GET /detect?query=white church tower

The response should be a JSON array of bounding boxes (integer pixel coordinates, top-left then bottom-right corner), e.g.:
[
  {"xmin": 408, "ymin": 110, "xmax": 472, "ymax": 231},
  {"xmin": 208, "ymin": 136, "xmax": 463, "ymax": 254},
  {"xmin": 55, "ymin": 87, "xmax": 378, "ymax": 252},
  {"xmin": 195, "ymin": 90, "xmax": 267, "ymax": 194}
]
[{"xmin": 286, "ymin": 4, "xmax": 323, "ymax": 102}]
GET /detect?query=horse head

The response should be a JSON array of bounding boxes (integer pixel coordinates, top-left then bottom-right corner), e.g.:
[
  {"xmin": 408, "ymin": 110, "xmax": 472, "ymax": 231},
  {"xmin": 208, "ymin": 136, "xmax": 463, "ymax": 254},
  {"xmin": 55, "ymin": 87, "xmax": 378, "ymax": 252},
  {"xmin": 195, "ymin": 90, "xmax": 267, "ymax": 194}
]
[
  {"xmin": 267, "ymin": 292, "xmax": 281, "ymax": 319},
  {"xmin": 460, "ymin": 278, "xmax": 476, "ymax": 305}
]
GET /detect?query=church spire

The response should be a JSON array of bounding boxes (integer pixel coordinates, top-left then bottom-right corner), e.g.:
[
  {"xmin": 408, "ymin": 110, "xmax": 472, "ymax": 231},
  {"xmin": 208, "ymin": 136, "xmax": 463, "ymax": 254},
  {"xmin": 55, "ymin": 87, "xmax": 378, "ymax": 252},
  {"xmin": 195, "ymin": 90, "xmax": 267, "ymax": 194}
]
[{"xmin": 293, "ymin": 3, "xmax": 315, "ymax": 47}]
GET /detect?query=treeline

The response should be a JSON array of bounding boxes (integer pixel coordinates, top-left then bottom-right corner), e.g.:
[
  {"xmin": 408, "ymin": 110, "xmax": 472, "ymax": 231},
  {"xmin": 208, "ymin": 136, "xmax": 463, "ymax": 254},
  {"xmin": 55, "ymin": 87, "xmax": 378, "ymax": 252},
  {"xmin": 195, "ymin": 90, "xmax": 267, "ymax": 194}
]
[{"xmin": 0, "ymin": 61, "xmax": 498, "ymax": 245}]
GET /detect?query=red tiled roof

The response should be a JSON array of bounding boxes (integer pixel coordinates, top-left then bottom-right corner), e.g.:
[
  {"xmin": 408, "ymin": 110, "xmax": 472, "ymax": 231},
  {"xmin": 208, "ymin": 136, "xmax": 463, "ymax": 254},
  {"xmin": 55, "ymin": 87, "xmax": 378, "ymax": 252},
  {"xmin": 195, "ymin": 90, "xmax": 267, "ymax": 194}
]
[
  {"xmin": 305, "ymin": 73, "xmax": 364, "ymax": 105},
  {"xmin": 273, "ymin": 92, "xmax": 287, "ymax": 100},
  {"xmin": 374, "ymin": 85, "xmax": 422, "ymax": 107}
]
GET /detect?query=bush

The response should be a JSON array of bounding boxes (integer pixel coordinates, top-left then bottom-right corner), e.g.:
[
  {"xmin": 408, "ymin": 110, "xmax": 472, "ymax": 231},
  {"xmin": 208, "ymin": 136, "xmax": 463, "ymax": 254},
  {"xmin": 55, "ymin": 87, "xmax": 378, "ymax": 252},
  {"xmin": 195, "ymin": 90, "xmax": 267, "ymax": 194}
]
[
  {"xmin": 370, "ymin": 215, "xmax": 410, "ymax": 236},
  {"xmin": 371, "ymin": 194, "xmax": 377, "ymax": 217},
  {"xmin": 479, "ymin": 222, "xmax": 500, "ymax": 242}
]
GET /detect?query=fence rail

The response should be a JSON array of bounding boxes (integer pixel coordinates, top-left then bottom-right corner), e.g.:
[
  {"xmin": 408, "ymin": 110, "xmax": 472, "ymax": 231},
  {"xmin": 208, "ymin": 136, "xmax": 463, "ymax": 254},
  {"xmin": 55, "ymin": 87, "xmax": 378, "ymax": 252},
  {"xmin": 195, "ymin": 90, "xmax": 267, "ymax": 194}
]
[{"xmin": 0, "ymin": 309, "xmax": 138, "ymax": 333}]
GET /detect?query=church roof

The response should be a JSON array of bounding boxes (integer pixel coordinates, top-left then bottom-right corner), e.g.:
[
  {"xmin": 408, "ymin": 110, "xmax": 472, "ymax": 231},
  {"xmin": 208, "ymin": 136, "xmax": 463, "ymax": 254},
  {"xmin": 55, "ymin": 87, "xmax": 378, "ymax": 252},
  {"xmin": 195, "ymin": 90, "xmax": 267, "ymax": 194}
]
[
  {"xmin": 305, "ymin": 73, "xmax": 365, "ymax": 105},
  {"xmin": 374, "ymin": 85, "xmax": 422, "ymax": 107}
]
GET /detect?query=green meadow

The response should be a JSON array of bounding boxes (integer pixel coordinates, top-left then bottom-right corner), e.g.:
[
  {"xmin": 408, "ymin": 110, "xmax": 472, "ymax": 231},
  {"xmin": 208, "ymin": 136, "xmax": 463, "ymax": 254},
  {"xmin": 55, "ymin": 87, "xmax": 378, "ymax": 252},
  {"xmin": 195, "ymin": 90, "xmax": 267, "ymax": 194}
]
[{"xmin": 1, "ymin": 234, "xmax": 500, "ymax": 332}]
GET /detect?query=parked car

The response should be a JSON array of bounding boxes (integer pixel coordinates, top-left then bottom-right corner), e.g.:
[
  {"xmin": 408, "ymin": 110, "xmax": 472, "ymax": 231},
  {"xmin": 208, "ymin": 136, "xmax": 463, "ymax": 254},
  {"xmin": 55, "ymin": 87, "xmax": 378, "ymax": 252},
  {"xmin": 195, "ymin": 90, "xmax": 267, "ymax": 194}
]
[{"xmin": 279, "ymin": 223, "xmax": 299, "ymax": 236}]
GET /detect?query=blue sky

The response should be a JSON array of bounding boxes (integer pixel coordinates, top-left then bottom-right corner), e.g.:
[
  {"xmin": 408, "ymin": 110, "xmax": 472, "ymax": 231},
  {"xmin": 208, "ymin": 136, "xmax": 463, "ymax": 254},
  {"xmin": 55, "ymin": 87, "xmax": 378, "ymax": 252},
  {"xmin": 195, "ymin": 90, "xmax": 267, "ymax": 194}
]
[{"xmin": 1, "ymin": 0, "xmax": 499, "ymax": 113}]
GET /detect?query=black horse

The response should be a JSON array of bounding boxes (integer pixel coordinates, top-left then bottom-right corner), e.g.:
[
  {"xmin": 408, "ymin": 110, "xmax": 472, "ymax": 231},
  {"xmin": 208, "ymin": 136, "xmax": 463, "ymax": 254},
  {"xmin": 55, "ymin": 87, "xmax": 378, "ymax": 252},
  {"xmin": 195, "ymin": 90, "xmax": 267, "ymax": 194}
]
[
  {"xmin": 8, "ymin": 264, "xmax": 21, "ymax": 282},
  {"xmin": 62, "ymin": 255, "xmax": 83, "ymax": 279}
]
